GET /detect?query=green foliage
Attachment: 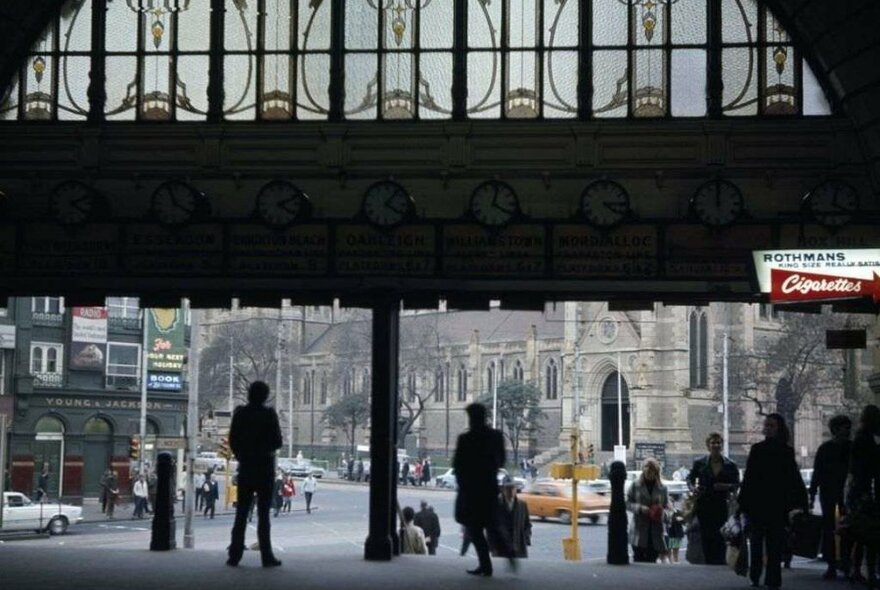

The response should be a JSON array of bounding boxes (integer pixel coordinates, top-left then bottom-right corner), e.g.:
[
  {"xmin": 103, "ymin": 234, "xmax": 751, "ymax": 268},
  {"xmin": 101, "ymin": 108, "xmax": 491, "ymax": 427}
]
[
  {"xmin": 322, "ymin": 392, "xmax": 371, "ymax": 456},
  {"xmin": 479, "ymin": 380, "xmax": 546, "ymax": 466}
]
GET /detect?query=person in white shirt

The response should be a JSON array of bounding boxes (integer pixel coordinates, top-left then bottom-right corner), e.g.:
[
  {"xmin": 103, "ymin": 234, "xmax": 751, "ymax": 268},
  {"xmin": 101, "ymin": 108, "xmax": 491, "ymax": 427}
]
[
  {"xmin": 400, "ymin": 506, "xmax": 427, "ymax": 555},
  {"xmin": 302, "ymin": 474, "xmax": 318, "ymax": 514},
  {"xmin": 132, "ymin": 474, "xmax": 149, "ymax": 519}
]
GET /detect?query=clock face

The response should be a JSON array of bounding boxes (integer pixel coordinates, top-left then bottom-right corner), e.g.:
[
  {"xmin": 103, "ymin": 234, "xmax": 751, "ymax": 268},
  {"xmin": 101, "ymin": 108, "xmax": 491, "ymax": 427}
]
[
  {"xmin": 580, "ymin": 180, "xmax": 630, "ymax": 227},
  {"xmin": 470, "ymin": 181, "xmax": 520, "ymax": 228},
  {"xmin": 691, "ymin": 179, "xmax": 744, "ymax": 227},
  {"xmin": 362, "ymin": 181, "xmax": 414, "ymax": 228},
  {"xmin": 151, "ymin": 181, "xmax": 207, "ymax": 226},
  {"xmin": 50, "ymin": 181, "xmax": 101, "ymax": 225},
  {"xmin": 804, "ymin": 180, "xmax": 859, "ymax": 227},
  {"xmin": 256, "ymin": 181, "xmax": 310, "ymax": 228}
]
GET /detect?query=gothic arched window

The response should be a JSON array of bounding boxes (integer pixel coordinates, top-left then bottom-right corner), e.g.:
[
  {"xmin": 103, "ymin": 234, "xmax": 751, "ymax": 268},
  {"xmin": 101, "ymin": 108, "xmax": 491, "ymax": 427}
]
[
  {"xmin": 456, "ymin": 363, "xmax": 468, "ymax": 402},
  {"xmin": 689, "ymin": 308, "xmax": 709, "ymax": 388},
  {"xmin": 545, "ymin": 358, "xmax": 558, "ymax": 400}
]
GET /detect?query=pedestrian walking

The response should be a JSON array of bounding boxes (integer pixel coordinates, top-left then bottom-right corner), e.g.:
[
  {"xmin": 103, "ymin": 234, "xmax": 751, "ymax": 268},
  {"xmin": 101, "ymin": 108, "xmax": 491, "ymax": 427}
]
[
  {"xmin": 273, "ymin": 472, "xmax": 285, "ymax": 517},
  {"xmin": 494, "ymin": 477, "xmax": 531, "ymax": 558},
  {"xmin": 400, "ymin": 460, "xmax": 410, "ymax": 486},
  {"xmin": 421, "ymin": 457, "xmax": 432, "ymax": 487},
  {"xmin": 453, "ymin": 402, "xmax": 515, "ymax": 577},
  {"xmin": 35, "ymin": 464, "xmax": 50, "ymax": 502},
  {"xmin": 738, "ymin": 413, "xmax": 808, "ymax": 590},
  {"xmin": 99, "ymin": 468, "xmax": 111, "ymax": 513},
  {"xmin": 302, "ymin": 473, "xmax": 317, "ymax": 514},
  {"xmin": 226, "ymin": 381, "xmax": 284, "ymax": 568},
  {"xmin": 146, "ymin": 469, "xmax": 157, "ymax": 514},
  {"xmin": 414, "ymin": 500, "xmax": 441, "ymax": 555},
  {"xmin": 281, "ymin": 475, "xmax": 295, "ymax": 513},
  {"xmin": 203, "ymin": 472, "xmax": 219, "ymax": 519},
  {"xmin": 413, "ymin": 460, "xmax": 423, "ymax": 486},
  {"xmin": 686, "ymin": 432, "xmax": 740, "ymax": 565},
  {"xmin": 399, "ymin": 506, "xmax": 427, "ymax": 555},
  {"xmin": 105, "ymin": 471, "xmax": 119, "ymax": 520},
  {"xmin": 132, "ymin": 474, "xmax": 149, "ymax": 519},
  {"xmin": 666, "ymin": 508, "xmax": 686, "ymax": 563},
  {"xmin": 194, "ymin": 471, "xmax": 205, "ymax": 511},
  {"xmin": 845, "ymin": 405, "xmax": 879, "ymax": 588},
  {"xmin": 808, "ymin": 414, "xmax": 852, "ymax": 579},
  {"xmin": 347, "ymin": 457, "xmax": 354, "ymax": 481},
  {"xmin": 626, "ymin": 457, "xmax": 670, "ymax": 563},
  {"xmin": 355, "ymin": 458, "xmax": 364, "ymax": 482}
]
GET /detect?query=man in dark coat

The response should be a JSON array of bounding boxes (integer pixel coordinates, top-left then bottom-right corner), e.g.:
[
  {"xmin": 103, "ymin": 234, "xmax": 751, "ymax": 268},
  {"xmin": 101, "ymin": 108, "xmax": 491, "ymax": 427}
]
[
  {"xmin": 227, "ymin": 381, "xmax": 283, "ymax": 568},
  {"xmin": 494, "ymin": 477, "xmax": 531, "ymax": 558},
  {"xmin": 738, "ymin": 413, "xmax": 808, "ymax": 589},
  {"xmin": 414, "ymin": 500, "xmax": 442, "ymax": 555},
  {"xmin": 809, "ymin": 414, "xmax": 852, "ymax": 578},
  {"xmin": 453, "ymin": 402, "xmax": 514, "ymax": 577}
]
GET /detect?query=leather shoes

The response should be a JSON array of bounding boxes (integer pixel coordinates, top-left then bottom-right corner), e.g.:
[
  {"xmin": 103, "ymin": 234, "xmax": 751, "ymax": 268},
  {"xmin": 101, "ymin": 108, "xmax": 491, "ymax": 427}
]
[
  {"xmin": 262, "ymin": 558, "xmax": 282, "ymax": 568},
  {"xmin": 467, "ymin": 568, "xmax": 492, "ymax": 577},
  {"xmin": 226, "ymin": 556, "xmax": 241, "ymax": 567}
]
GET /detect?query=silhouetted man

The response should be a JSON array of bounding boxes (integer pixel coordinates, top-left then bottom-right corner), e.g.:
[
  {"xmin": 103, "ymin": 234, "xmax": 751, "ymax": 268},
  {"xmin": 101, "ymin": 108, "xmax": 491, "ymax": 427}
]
[
  {"xmin": 453, "ymin": 403, "xmax": 514, "ymax": 577},
  {"xmin": 227, "ymin": 381, "xmax": 283, "ymax": 567}
]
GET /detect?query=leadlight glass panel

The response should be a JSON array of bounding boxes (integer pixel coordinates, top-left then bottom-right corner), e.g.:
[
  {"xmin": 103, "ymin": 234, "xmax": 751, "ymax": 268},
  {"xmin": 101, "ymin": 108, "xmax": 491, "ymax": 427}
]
[{"xmin": 0, "ymin": 0, "xmax": 835, "ymax": 121}]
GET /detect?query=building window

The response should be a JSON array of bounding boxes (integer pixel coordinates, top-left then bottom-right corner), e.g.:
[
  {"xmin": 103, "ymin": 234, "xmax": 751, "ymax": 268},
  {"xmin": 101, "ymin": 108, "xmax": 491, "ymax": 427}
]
[
  {"xmin": 513, "ymin": 360, "xmax": 524, "ymax": 382},
  {"xmin": 0, "ymin": 352, "xmax": 5, "ymax": 395},
  {"xmin": 107, "ymin": 297, "xmax": 140, "ymax": 319},
  {"xmin": 434, "ymin": 366, "xmax": 446, "ymax": 403},
  {"xmin": 32, "ymin": 297, "xmax": 64, "ymax": 314},
  {"xmin": 758, "ymin": 303, "xmax": 777, "ymax": 321},
  {"xmin": 689, "ymin": 309, "xmax": 709, "ymax": 388},
  {"xmin": 320, "ymin": 372, "xmax": 328, "ymax": 405},
  {"xmin": 545, "ymin": 358, "xmax": 558, "ymax": 400},
  {"xmin": 456, "ymin": 364, "xmax": 468, "ymax": 402},
  {"xmin": 106, "ymin": 342, "xmax": 140, "ymax": 390},
  {"xmin": 343, "ymin": 369, "xmax": 352, "ymax": 397},
  {"xmin": 31, "ymin": 342, "xmax": 64, "ymax": 388},
  {"xmin": 406, "ymin": 372, "xmax": 417, "ymax": 402},
  {"xmin": 362, "ymin": 368, "xmax": 370, "ymax": 393},
  {"xmin": 303, "ymin": 372, "xmax": 312, "ymax": 405}
]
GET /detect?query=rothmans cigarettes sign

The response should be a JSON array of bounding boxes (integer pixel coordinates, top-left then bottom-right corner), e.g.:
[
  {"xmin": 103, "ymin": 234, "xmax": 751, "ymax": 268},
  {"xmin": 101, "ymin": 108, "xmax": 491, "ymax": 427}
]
[{"xmin": 752, "ymin": 249, "xmax": 880, "ymax": 303}]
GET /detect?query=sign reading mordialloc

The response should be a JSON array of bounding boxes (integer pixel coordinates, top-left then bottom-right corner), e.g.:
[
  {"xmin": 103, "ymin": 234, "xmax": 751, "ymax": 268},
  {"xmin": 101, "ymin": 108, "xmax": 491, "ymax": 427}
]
[{"xmin": 752, "ymin": 249, "xmax": 880, "ymax": 303}]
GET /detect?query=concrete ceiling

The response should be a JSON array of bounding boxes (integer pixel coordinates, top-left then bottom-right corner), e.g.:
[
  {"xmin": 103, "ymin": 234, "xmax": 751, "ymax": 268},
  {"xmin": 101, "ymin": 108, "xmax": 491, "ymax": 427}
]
[{"xmin": 0, "ymin": 0, "xmax": 879, "ymax": 193}]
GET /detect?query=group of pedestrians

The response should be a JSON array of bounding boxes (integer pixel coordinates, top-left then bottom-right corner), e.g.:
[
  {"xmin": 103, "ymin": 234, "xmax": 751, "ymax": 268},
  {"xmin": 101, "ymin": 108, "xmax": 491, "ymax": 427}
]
[
  {"xmin": 272, "ymin": 471, "xmax": 318, "ymax": 516},
  {"xmin": 625, "ymin": 406, "xmax": 880, "ymax": 590},
  {"xmin": 400, "ymin": 457, "xmax": 432, "ymax": 486},
  {"xmin": 399, "ymin": 501, "xmax": 441, "ymax": 555}
]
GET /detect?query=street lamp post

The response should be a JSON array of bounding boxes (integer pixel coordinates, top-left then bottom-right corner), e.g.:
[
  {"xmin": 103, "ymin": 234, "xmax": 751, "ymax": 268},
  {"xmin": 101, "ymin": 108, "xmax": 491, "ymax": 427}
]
[{"xmin": 491, "ymin": 359, "xmax": 498, "ymax": 429}]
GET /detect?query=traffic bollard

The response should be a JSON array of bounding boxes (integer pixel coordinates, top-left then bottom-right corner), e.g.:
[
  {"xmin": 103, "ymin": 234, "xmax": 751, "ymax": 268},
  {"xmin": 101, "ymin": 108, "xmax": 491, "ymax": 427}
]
[
  {"xmin": 606, "ymin": 460, "xmax": 629, "ymax": 565},
  {"xmin": 150, "ymin": 451, "xmax": 177, "ymax": 551}
]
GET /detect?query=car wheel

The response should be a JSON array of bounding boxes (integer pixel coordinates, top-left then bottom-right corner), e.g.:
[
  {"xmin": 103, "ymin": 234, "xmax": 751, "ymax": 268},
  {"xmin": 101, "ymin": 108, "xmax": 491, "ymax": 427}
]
[
  {"xmin": 558, "ymin": 510, "xmax": 572, "ymax": 525},
  {"xmin": 588, "ymin": 515, "xmax": 600, "ymax": 524},
  {"xmin": 48, "ymin": 516, "xmax": 68, "ymax": 535}
]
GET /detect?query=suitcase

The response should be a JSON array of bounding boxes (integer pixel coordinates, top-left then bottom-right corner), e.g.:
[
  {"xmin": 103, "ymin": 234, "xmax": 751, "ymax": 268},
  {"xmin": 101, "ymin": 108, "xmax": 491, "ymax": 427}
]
[{"xmin": 789, "ymin": 513, "xmax": 822, "ymax": 559}]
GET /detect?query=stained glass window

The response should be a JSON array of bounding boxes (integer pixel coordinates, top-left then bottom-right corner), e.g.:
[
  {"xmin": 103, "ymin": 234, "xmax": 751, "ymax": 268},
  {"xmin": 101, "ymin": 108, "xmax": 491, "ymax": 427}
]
[{"xmin": 0, "ymin": 0, "xmax": 834, "ymax": 122}]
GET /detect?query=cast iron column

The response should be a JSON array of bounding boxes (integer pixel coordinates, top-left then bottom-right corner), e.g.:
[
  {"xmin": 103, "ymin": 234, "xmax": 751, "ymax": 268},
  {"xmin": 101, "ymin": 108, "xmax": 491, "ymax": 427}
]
[
  {"xmin": 150, "ymin": 451, "xmax": 176, "ymax": 551},
  {"xmin": 606, "ymin": 460, "xmax": 629, "ymax": 564},
  {"xmin": 364, "ymin": 297, "xmax": 400, "ymax": 560}
]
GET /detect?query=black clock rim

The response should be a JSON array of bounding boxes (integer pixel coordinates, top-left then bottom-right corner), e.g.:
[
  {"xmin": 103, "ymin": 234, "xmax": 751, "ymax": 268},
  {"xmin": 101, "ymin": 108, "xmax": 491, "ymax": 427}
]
[
  {"xmin": 689, "ymin": 179, "xmax": 744, "ymax": 225},
  {"xmin": 255, "ymin": 180, "xmax": 311, "ymax": 227},
  {"xmin": 49, "ymin": 180, "xmax": 99, "ymax": 226},
  {"xmin": 361, "ymin": 180, "xmax": 414, "ymax": 225},
  {"xmin": 469, "ymin": 180, "xmax": 520, "ymax": 227},
  {"xmin": 150, "ymin": 180, "xmax": 207, "ymax": 226},
  {"xmin": 803, "ymin": 179, "xmax": 860, "ymax": 226},
  {"xmin": 580, "ymin": 179, "xmax": 630, "ymax": 226}
]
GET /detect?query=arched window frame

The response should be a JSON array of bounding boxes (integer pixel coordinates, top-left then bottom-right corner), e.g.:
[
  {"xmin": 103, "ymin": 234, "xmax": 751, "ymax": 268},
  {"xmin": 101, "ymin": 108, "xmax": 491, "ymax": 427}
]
[
  {"xmin": 688, "ymin": 308, "xmax": 709, "ymax": 388},
  {"xmin": 456, "ymin": 363, "xmax": 468, "ymax": 402},
  {"xmin": 513, "ymin": 359, "xmax": 524, "ymax": 382},
  {"xmin": 320, "ymin": 371, "xmax": 328, "ymax": 405},
  {"xmin": 545, "ymin": 357, "xmax": 558, "ymax": 400},
  {"xmin": 434, "ymin": 365, "xmax": 446, "ymax": 403}
]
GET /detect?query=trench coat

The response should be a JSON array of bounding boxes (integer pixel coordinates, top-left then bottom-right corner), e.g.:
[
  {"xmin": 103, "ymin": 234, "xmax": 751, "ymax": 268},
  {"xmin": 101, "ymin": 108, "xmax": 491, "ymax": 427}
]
[{"xmin": 626, "ymin": 478, "xmax": 669, "ymax": 552}]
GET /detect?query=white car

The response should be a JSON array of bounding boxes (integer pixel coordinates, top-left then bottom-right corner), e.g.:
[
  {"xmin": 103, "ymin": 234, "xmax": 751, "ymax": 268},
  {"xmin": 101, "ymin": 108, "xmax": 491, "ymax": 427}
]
[
  {"xmin": 1, "ymin": 491, "xmax": 83, "ymax": 534},
  {"xmin": 433, "ymin": 468, "xmax": 526, "ymax": 491}
]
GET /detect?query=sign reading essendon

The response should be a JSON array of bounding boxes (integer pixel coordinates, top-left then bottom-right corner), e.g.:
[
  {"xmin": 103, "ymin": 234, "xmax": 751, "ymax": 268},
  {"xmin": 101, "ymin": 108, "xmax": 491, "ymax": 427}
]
[{"xmin": 753, "ymin": 249, "xmax": 880, "ymax": 303}]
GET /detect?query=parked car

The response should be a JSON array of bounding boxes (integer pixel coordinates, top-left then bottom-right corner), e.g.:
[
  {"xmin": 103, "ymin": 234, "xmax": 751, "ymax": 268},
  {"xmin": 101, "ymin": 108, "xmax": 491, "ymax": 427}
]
[
  {"xmin": 581, "ymin": 479, "xmax": 611, "ymax": 496},
  {"xmin": 279, "ymin": 459, "xmax": 325, "ymax": 478},
  {"xmin": 1, "ymin": 491, "xmax": 83, "ymax": 535},
  {"xmin": 517, "ymin": 480, "xmax": 610, "ymax": 524}
]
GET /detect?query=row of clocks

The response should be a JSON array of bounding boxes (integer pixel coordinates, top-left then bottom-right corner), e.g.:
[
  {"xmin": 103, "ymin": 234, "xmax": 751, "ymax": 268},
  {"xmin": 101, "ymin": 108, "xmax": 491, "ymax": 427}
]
[{"xmin": 44, "ymin": 178, "xmax": 861, "ymax": 229}]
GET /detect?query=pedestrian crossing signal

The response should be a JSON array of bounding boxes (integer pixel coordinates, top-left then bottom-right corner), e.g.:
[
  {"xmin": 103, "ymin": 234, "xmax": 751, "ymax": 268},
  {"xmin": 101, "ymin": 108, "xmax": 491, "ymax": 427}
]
[
  {"xmin": 129, "ymin": 436, "xmax": 140, "ymax": 460},
  {"xmin": 586, "ymin": 443, "xmax": 595, "ymax": 463}
]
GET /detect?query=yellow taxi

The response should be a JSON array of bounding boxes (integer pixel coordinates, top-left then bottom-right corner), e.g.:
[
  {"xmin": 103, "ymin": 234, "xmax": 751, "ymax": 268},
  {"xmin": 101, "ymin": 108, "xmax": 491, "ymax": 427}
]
[{"xmin": 517, "ymin": 479, "xmax": 610, "ymax": 524}]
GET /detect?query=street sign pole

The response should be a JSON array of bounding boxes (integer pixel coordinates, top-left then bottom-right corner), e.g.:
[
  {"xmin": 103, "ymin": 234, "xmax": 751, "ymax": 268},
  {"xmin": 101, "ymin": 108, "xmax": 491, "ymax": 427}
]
[{"xmin": 184, "ymin": 301, "xmax": 199, "ymax": 549}]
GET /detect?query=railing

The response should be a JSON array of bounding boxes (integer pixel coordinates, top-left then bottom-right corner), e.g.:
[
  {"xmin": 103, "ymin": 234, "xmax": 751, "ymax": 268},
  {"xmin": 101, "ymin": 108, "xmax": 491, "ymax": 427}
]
[{"xmin": 33, "ymin": 372, "xmax": 64, "ymax": 388}]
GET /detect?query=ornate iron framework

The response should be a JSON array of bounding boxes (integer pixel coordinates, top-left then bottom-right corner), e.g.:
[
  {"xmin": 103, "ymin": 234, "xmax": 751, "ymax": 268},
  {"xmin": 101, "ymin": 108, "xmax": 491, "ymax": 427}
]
[{"xmin": 0, "ymin": 0, "xmax": 832, "ymax": 122}]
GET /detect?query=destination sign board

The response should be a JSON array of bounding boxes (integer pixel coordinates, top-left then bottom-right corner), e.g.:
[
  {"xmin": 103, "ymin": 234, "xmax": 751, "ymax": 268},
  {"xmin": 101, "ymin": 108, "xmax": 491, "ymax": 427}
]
[
  {"xmin": 553, "ymin": 225, "xmax": 658, "ymax": 277},
  {"xmin": 336, "ymin": 225, "xmax": 435, "ymax": 275},
  {"xmin": 125, "ymin": 224, "xmax": 223, "ymax": 275},
  {"xmin": 665, "ymin": 225, "xmax": 773, "ymax": 279},
  {"xmin": 443, "ymin": 225, "xmax": 545, "ymax": 277},
  {"xmin": 229, "ymin": 224, "xmax": 329, "ymax": 275},
  {"xmin": 19, "ymin": 224, "xmax": 119, "ymax": 274}
]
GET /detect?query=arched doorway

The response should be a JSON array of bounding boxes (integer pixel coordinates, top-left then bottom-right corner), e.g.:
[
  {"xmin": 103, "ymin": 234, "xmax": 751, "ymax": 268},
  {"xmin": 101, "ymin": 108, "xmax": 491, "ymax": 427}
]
[
  {"xmin": 601, "ymin": 372, "xmax": 630, "ymax": 452},
  {"xmin": 83, "ymin": 417, "xmax": 113, "ymax": 496},
  {"xmin": 33, "ymin": 415, "xmax": 64, "ymax": 498}
]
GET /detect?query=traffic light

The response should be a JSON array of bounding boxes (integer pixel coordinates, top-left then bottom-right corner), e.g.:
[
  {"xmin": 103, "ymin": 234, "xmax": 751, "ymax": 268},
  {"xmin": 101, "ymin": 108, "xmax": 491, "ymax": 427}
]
[
  {"xmin": 586, "ymin": 443, "xmax": 595, "ymax": 463},
  {"xmin": 218, "ymin": 436, "xmax": 231, "ymax": 460},
  {"xmin": 129, "ymin": 436, "xmax": 140, "ymax": 461}
]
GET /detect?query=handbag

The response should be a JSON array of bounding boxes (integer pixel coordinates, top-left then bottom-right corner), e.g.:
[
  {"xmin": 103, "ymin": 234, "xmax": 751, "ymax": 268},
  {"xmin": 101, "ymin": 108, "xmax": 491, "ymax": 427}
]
[
  {"xmin": 789, "ymin": 512, "xmax": 823, "ymax": 558},
  {"xmin": 686, "ymin": 518, "xmax": 705, "ymax": 564},
  {"xmin": 720, "ymin": 514, "xmax": 742, "ymax": 543}
]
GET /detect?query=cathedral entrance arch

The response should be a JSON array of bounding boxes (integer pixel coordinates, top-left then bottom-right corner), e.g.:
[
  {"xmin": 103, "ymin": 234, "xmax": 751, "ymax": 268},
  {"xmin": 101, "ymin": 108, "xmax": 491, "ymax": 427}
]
[{"xmin": 601, "ymin": 372, "xmax": 630, "ymax": 453}]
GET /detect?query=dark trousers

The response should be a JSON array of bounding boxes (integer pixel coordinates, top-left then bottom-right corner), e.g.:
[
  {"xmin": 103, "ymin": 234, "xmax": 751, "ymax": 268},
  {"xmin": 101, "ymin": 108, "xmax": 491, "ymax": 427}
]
[
  {"xmin": 427, "ymin": 540, "xmax": 437, "ymax": 555},
  {"xmin": 466, "ymin": 526, "xmax": 493, "ymax": 574},
  {"xmin": 698, "ymin": 504, "xmax": 728, "ymax": 565},
  {"xmin": 749, "ymin": 521, "xmax": 785, "ymax": 588},
  {"xmin": 305, "ymin": 491, "xmax": 313, "ymax": 513},
  {"xmin": 204, "ymin": 499, "xmax": 215, "ymax": 519},
  {"xmin": 820, "ymin": 497, "xmax": 849, "ymax": 572},
  {"xmin": 229, "ymin": 481, "xmax": 274, "ymax": 563}
]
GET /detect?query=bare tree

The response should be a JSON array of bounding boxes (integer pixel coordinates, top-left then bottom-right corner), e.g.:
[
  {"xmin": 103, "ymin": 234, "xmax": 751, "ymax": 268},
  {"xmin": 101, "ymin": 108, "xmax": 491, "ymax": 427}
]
[
  {"xmin": 322, "ymin": 392, "xmax": 371, "ymax": 457},
  {"xmin": 397, "ymin": 313, "xmax": 445, "ymax": 450},
  {"xmin": 480, "ymin": 381, "xmax": 546, "ymax": 468}
]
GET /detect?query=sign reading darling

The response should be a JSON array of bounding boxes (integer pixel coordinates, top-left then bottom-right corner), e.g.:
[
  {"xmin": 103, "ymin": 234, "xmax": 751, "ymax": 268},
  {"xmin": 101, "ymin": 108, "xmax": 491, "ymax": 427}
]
[{"xmin": 752, "ymin": 249, "xmax": 880, "ymax": 303}]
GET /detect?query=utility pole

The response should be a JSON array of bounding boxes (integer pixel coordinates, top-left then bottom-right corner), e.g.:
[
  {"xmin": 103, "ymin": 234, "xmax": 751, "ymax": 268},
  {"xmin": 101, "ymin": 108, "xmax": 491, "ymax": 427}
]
[
  {"xmin": 722, "ymin": 332, "xmax": 730, "ymax": 457},
  {"xmin": 491, "ymin": 359, "xmax": 498, "ymax": 429},
  {"xmin": 228, "ymin": 333, "xmax": 234, "ymax": 414},
  {"xmin": 184, "ymin": 300, "xmax": 199, "ymax": 549},
  {"xmin": 139, "ymin": 309, "xmax": 150, "ymax": 475},
  {"xmin": 616, "ymin": 351, "xmax": 623, "ymax": 447},
  {"xmin": 288, "ymin": 373, "xmax": 294, "ymax": 458}
]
